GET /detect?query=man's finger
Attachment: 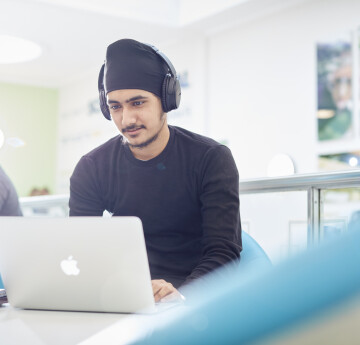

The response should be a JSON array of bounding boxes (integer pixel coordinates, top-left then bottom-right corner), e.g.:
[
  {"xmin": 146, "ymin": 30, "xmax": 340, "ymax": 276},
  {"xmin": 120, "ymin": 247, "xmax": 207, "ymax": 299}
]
[
  {"xmin": 152, "ymin": 280, "xmax": 177, "ymax": 302},
  {"xmin": 154, "ymin": 286, "xmax": 173, "ymax": 302},
  {"xmin": 151, "ymin": 279, "xmax": 167, "ymax": 295}
]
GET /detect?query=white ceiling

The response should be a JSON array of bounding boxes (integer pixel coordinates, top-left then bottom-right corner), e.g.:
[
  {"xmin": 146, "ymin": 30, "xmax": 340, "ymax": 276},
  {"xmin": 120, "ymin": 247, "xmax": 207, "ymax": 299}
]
[{"xmin": 0, "ymin": 0, "xmax": 311, "ymax": 87}]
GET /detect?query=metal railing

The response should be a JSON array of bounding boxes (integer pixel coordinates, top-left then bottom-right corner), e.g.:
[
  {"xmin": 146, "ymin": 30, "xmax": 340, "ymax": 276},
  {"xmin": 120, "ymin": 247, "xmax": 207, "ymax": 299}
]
[
  {"xmin": 18, "ymin": 170, "xmax": 360, "ymax": 244},
  {"xmin": 239, "ymin": 170, "xmax": 360, "ymax": 245},
  {"xmin": 20, "ymin": 194, "xmax": 69, "ymax": 217}
]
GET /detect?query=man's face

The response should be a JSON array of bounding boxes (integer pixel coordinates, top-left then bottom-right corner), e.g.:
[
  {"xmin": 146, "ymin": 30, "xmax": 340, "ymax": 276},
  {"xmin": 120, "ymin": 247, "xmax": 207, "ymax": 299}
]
[{"xmin": 107, "ymin": 89, "xmax": 166, "ymax": 149}]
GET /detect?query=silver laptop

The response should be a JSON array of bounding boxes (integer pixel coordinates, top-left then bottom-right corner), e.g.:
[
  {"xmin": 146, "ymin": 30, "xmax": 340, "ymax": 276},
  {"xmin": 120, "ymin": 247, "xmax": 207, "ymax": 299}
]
[{"xmin": 0, "ymin": 217, "xmax": 157, "ymax": 313}]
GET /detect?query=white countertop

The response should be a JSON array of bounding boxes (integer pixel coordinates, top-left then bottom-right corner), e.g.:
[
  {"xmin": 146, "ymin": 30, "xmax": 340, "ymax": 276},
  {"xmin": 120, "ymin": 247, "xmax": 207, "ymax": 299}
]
[
  {"xmin": 0, "ymin": 303, "xmax": 186, "ymax": 345},
  {"xmin": 0, "ymin": 304, "xmax": 147, "ymax": 345}
]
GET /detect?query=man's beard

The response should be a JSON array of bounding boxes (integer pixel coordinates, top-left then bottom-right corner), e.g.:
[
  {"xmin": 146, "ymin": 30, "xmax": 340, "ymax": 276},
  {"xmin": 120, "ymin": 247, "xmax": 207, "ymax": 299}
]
[{"xmin": 125, "ymin": 113, "xmax": 166, "ymax": 149}]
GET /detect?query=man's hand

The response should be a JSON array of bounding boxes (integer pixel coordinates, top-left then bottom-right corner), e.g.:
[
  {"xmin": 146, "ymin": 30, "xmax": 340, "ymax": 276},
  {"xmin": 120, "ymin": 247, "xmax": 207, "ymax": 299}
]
[{"xmin": 151, "ymin": 279, "xmax": 184, "ymax": 303}]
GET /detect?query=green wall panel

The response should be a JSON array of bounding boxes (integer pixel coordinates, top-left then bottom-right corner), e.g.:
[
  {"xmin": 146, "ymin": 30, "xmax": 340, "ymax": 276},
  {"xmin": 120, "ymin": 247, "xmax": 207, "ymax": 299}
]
[{"xmin": 0, "ymin": 82, "xmax": 58, "ymax": 196}]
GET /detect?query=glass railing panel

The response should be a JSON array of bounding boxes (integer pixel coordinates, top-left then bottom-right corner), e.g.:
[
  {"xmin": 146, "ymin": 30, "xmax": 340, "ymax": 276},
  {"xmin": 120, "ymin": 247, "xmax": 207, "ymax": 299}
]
[
  {"xmin": 20, "ymin": 195, "xmax": 69, "ymax": 217},
  {"xmin": 240, "ymin": 191, "xmax": 308, "ymax": 264},
  {"xmin": 320, "ymin": 188, "xmax": 360, "ymax": 240}
]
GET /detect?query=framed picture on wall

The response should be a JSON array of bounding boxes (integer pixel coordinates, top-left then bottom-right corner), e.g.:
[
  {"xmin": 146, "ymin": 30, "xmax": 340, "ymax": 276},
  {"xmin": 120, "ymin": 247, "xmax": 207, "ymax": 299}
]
[{"xmin": 317, "ymin": 33, "xmax": 353, "ymax": 141}]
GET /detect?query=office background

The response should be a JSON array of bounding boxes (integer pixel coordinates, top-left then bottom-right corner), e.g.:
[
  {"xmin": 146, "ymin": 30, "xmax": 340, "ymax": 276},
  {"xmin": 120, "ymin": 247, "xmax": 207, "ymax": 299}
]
[
  {"xmin": 2, "ymin": 0, "xmax": 360, "ymax": 264},
  {"xmin": 1, "ymin": 0, "xmax": 360, "ymax": 197},
  {"xmin": 1, "ymin": 3, "xmax": 360, "ymax": 342}
]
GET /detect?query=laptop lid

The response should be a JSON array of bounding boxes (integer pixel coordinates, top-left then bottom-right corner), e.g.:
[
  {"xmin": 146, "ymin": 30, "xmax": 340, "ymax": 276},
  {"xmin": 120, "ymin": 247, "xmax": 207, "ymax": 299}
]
[{"xmin": 0, "ymin": 217, "xmax": 155, "ymax": 313}]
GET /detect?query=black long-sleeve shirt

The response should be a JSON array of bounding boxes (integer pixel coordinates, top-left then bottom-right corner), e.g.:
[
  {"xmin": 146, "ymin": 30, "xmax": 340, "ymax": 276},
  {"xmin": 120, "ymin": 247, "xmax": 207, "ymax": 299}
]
[{"xmin": 69, "ymin": 126, "xmax": 242, "ymax": 288}]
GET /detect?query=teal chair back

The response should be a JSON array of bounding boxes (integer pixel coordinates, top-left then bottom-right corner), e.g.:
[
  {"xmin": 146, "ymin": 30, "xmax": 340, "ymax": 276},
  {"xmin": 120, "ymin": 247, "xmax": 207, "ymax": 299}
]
[{"xmin": 240, "ymin": 231, "xmax": 271, "ymax": 268}]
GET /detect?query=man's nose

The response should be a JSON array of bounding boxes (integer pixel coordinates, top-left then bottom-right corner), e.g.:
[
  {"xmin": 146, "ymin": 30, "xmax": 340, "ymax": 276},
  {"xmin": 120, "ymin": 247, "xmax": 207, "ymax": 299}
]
[{"xmin": 121, "ymin": 107, "xmax": 136, "ymax": 127}]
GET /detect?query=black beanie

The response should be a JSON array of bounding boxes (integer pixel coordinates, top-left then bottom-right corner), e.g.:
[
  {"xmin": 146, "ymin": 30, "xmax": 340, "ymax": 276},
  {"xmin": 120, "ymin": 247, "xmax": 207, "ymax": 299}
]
[{"xmin": 104, "ymin": 39, "xmax": 167, "ymax": 97}]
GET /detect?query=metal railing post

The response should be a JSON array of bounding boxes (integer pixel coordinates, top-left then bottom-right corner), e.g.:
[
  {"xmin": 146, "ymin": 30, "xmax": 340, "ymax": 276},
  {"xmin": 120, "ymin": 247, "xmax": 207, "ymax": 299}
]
[{"xmin": 308, "ymin": 187, "xmax": 320, "ymax": 246}]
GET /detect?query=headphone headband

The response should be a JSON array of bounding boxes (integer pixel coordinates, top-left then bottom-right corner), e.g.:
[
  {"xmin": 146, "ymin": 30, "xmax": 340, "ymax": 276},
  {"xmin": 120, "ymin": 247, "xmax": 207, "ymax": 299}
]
[{"xmin": 142, "ymin": 43, "xmax": 177, "ymax": 78}]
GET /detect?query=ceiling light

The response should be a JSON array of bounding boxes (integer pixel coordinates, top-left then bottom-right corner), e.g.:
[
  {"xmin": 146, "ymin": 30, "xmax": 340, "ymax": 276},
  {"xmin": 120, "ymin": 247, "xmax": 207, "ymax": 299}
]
[{"xmin": 0, "ymin": 34, "xmax": 42, "ymax": 64}]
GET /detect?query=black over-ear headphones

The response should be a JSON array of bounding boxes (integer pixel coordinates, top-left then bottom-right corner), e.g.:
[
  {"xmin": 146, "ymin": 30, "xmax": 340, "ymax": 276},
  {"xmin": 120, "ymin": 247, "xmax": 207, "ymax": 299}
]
[{"xmin": 98, "ymin": 43, "xmax": 181, "ymax": 120}]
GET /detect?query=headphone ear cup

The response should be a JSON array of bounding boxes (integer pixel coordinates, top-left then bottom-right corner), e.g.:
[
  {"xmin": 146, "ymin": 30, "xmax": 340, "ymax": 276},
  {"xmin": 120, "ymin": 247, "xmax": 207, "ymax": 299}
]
[
  {"xmin": 100, "ymin": 90, "xmax": 111, "ymax": 120},
  {"xmin": 161, "ymin": 74, "xmax": 181, "ymax": 113},
  {"xmin": 161, "ymin": 74, "xmax": 170, "ymax": 112},
  {"xmin": 173, "ymin": 77, "xmax": 181, "ymax": 110},
  {"xmin": 98, "ymin": 64, "xmax": 111, "ymax": 120}
]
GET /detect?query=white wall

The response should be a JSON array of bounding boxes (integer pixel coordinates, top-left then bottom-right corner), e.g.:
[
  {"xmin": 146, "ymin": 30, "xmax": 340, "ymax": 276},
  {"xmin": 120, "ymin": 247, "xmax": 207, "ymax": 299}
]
[
  {"xmin": 162, "ymin": 36, "xmax": 207, "ymax": 135},
  {"xmin": 208, "ymin": 0, "xmax": 360, "ymax": 178}
]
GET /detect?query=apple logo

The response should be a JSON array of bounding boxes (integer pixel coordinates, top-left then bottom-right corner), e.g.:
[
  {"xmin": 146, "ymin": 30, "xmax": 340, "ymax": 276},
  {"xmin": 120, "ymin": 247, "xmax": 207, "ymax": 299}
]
[{"xmin": 60, "ymin": 256, "xmax": 80, "ymax": 276}]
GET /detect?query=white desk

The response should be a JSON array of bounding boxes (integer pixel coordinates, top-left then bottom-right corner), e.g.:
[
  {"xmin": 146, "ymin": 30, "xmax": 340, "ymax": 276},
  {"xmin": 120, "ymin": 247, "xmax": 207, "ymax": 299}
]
[
  {"xmin": 0, "ymin": 304, "xmax": 159, "ymax": 345},
  {"xmin": 0, "ymin": 303, "xmax": 186, "ymax": 345}
]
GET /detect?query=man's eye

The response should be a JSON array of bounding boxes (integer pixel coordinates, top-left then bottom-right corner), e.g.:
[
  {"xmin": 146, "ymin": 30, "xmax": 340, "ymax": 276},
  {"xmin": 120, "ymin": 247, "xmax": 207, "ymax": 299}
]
[
  {"xmin": 110, "ymin": 105, "xmax": 121, "ymax": 110},
  {"xmin": 133, "ymin": 101, "xmax": 144, "ymax": 106}
]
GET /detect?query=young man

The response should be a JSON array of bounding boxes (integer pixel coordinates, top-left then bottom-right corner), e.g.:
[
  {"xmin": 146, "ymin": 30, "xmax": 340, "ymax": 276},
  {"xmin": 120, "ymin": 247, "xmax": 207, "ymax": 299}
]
[{"xmin": 69, "ymin": 39, "xmax": 242, "ymax": 302}]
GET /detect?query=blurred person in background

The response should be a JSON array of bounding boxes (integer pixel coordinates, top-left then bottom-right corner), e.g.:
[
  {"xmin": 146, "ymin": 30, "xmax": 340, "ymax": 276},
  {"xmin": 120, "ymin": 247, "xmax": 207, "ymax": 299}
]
[{"xmin": 0, "ymin": 166, "xmax": 22, "ymax": 216}]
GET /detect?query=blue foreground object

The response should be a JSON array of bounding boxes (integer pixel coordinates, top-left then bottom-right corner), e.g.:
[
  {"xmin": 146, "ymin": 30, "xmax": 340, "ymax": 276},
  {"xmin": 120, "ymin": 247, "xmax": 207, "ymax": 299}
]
[{"xmin": 129, "ymin": 229, "xmax": 360, "ymax": 345}]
